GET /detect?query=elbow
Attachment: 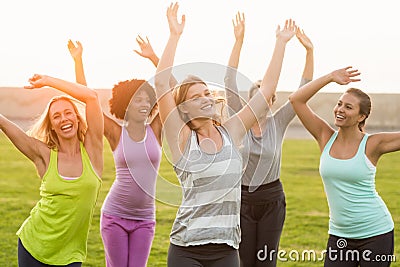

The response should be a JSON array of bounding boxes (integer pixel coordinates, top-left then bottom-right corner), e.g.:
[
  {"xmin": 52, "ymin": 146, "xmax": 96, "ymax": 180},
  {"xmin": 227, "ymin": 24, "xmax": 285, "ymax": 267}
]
[
  {"xmin": 288, "ymin": 93, "xmax": 296, "ymax": 104},
  {"xmin": 86, "ymin": 89, "xmax": 100, "ymax": 103},
  {"xmin": 154, "ymin": 78, "xmax": 168, "ymax": 93}
]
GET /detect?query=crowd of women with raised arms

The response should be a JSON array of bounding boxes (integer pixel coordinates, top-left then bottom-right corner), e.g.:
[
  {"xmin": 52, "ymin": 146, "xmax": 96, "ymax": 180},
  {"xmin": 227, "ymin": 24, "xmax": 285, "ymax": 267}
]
[{"xmin": 0, "ymin": 2, "xmax": 398, "ymax": 267}]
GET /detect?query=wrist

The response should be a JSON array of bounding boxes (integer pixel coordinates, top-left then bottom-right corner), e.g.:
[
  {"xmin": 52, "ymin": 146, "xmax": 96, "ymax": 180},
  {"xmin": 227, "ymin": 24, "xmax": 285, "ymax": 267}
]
[
  {"xmin": 275, "ymin": 38, "xmax": 288, "ymax": 45},
  {"xmin": 73, "ymin": 56, "xmax": 83, "ymax": 62},
  {"xmin": 150, "ymin": 55, "xmax": 159, "ymax": 65},
  {"xmin": 235, "ymin": 37, "xmax": 244, "ymax": 43}
]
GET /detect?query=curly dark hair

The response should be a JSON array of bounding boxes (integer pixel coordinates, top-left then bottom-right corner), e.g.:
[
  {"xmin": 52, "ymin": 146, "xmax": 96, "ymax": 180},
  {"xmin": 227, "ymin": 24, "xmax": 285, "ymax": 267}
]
[{"xmin": 109, "ymin": 79, "xmax": 157, "ymax": 120}]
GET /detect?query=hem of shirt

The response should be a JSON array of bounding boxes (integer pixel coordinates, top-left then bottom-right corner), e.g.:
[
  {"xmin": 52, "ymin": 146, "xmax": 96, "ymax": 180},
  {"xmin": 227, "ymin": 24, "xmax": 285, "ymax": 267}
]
[{"xmin": 170, "ymin": 238, "xmax": 239, "ymax": 250}]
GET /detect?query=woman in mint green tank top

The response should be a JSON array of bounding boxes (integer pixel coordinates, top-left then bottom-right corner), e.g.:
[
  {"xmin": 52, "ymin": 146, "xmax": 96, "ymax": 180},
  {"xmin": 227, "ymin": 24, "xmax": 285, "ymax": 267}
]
[
  {"xmin": 289, "ymin": 67, "xmax": 397, "ymax": 266},
  {"xmin": 0, "ymin": 75, "xmax": 103, "ymax": 266}
]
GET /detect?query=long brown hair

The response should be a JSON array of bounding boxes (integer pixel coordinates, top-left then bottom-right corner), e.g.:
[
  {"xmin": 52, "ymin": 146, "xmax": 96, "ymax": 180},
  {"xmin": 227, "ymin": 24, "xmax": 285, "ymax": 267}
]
[
  {"xmin": 28, "ymin": 96, "xmax": 87, "ymax": 150},
  {"xmin": 172, "ymin": 75, "xmax": 225, "ymax": 129}
]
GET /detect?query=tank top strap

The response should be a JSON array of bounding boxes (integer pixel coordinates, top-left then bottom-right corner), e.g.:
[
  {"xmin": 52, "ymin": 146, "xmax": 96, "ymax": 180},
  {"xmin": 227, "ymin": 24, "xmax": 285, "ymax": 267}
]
[
  {"xmin": 145, "ymin": 124, "xmax": 159, "ymax": 146},
  {"xmin": 43, "ymin": 148, "xmax": 58, "ymax": 181},
  {"xmin": 216, "ymin": 125, "xmax": 230, "ymax": 146},
  {"xmin": 322, "ymin": 131, "xmax": 338, "ymax": 154},
  {"xmin": 79, "ymin": 142, "xmax": 100, "ymax": 179},
  {"xmin": 355, "ymin": 133, "xmax": 369, "ymax": 156}
]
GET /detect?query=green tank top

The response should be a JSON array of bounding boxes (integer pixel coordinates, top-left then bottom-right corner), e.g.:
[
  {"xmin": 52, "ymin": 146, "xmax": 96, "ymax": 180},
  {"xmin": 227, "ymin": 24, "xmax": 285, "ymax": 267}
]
[{"xmin": 16, "ymin": 143, "xmax": 101, "ymax": 265}]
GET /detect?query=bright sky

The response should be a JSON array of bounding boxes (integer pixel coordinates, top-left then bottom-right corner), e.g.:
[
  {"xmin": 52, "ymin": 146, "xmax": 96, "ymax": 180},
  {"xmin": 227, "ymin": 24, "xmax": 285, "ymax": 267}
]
[{"xmin": 1, "ymin": 0, "xmax": 399, "ymax": 93}]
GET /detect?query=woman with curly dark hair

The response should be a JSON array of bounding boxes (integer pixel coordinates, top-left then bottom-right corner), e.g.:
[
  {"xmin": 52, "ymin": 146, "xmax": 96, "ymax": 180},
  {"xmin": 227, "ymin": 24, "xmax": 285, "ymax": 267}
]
[{"xmin": 68, "ymin": 37, "xmax": 175, "ymax": 267}]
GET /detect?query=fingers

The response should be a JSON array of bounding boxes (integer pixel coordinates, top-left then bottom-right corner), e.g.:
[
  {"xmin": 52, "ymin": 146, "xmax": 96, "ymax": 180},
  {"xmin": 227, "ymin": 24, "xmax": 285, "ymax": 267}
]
[
  {"xmin": 133, "ymin": 49, "xmax": 143, "ymax": 56},
  {"xmin": 232, "ymin": 12, "xmax": 244, "ymax": 27},
  {"xmin": 136, "ymin": 35, "xmax": 145, "ymax": 44},
  {"xmin": 181, "ymin": 14, "xmax": 186, "ymax": 27}
]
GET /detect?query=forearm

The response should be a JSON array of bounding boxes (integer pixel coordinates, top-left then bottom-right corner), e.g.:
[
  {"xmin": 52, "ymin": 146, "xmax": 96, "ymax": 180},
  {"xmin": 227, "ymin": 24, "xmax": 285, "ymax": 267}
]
[
  {"xmin": 290, "ymin": 72, "xmax": 333, "ymax": 104},
  {"xmin": 74, "ymin": 57, "xmax": 87, "ymax": 86},
  {"xmin": 45, "ymin": 76, "xmax": 98, "ymax": 103},
  {"xmin": 224, "ymin": 67, "xmax": 243, "ymax": 114},
  {"xmin": 155, "ymin": 34, "xmax": 180, "ymax": 94},
  {"xmin": 227, "ymin": 39, "xmax": 243, "ymax": 68},
  {"xmin": 259, "ymin": 39, "xmax": 287, "ymax": 100},
  {"xmin": 301, "ymin": 49, "xmax": 314, "ymax": 82},
  {"xmin": 148, "ymin": 54, "xmax": 160, "ymax": 68}
]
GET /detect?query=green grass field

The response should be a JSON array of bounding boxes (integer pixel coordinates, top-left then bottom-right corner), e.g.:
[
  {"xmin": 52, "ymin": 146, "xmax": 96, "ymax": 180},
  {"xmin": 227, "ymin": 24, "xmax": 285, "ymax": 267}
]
[{"xmin": 0, "ymin": 135, "xmax": 398, "ymax": 266}]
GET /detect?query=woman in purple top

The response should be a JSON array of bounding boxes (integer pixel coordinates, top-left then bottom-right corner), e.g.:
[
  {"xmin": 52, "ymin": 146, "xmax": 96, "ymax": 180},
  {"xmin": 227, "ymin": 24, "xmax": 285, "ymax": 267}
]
[{"xmin": 68, "ymin": 37, "xmax": 174, "ymax": 267}]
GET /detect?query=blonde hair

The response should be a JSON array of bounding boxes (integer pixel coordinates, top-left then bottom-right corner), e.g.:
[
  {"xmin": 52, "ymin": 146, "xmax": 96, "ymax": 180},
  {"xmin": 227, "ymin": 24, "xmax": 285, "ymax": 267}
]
[
  {"xmin": 28, "ymin": 96, "xmax": 87, "ymax": 150},
  {"xmin": 172, "ymin": 75, "xmax": 226, "ymax": 128}
]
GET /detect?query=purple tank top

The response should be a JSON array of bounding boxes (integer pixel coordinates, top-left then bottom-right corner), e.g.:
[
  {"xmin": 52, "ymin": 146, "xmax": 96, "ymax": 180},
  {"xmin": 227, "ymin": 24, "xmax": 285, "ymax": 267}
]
[{"xmin": 101, "ymin": 125, "xmax": 161, "ymax": 221}]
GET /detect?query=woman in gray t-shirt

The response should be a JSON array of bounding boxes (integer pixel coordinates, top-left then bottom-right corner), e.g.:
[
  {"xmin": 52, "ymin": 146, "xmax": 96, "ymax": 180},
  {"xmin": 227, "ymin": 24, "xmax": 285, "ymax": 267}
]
[{"xmin": 224, "ymin": 13, "xmax": 314, "ymax": 267}]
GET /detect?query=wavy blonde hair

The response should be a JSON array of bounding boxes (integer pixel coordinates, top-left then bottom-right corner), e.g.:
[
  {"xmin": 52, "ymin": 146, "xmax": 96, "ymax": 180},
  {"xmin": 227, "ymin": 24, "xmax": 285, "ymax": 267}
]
[{"xmin": 28, "ymin": 95, "xmax": 87, "ymax": 150}]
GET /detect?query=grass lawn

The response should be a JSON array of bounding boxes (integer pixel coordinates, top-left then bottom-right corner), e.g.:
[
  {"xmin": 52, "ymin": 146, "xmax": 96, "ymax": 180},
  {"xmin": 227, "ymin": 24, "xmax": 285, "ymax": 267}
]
[{"xmin": 0, "ymin": 135, "xmax": 398, "ymax": 266}]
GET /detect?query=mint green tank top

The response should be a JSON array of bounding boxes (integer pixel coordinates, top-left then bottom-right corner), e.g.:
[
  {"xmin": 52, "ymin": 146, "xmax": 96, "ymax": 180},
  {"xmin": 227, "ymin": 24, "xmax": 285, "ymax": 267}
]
[
  {"xmin": 16, "ymin": 143, "xmax": 101, "ymax": 265},
  {"xmin": 319, "ymin": 131, "xmax": 393, "ymax": 238}
]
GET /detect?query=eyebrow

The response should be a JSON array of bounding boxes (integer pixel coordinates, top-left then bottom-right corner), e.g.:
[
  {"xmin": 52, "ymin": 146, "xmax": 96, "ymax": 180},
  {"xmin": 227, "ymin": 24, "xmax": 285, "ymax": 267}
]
[{"xmin": 338, "ymin": 100, "xmax": 354, "ymax": 106}]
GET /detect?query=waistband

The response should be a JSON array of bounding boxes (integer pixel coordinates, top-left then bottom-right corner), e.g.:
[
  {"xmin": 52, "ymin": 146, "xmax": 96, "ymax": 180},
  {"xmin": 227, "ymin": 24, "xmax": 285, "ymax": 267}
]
[
  {"xmin": 241, "ymin": 179, "xmax": 281, "ymax": 191},
  {"xmin": 241, "ymin": 179, "xmax": 284, "ymax": 203}
]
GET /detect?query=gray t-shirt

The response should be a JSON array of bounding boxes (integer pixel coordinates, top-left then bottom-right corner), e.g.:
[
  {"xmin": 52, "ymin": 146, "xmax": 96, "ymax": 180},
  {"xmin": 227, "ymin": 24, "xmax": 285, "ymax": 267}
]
[{"xmin": 224, "ymin": 68, "xmax": 309, "ymax": 191}]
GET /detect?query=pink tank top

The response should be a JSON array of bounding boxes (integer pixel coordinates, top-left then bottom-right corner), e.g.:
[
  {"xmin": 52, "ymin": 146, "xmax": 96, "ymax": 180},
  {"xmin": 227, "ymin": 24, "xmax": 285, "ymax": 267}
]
[{"xmin": 101, "ymin": 125, "xmax": 161, "ymax": 221}]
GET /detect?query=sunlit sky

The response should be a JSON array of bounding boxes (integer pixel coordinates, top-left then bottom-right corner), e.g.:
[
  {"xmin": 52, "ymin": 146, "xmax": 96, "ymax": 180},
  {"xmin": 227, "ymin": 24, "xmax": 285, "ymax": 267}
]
[{"xmin": 1, "ymin": 0, "xmax": 399, "ymax": 93}]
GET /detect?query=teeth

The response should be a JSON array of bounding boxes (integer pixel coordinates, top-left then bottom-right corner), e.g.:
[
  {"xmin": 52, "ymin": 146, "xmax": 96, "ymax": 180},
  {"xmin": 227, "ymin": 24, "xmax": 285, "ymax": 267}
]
[
  {"xmin": 336, "ymin": 114, "xmax": 345, "ymax": 119},
  {"xmin": 61, "ymin": 124, "xmax": 72, "ymax": 130},
  {"xmin": 201, "ymin": 105, "xmax": 212, "ymax": 110},
  {"xmin": 140, "ymin": 109, "xmax": 148, "ymax": 113}
]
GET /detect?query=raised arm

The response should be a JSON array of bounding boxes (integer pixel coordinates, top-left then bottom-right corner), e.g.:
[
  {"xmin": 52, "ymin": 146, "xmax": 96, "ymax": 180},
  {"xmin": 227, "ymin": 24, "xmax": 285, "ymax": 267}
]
[
  {"xmin": 0, "ymin": 114, "xmax": 50, "ymax": 177},
  {"xmin": 296, "ymin": 27, "xmax": 314, "ymax": 87},
  {"xmin": 25, "ymin": 75, "xmax": 104, "ymax": 174},
  {"xmin": 154, "ymin": 3, "xmax": 187, "ymax": 162},
  {"xmin": 68, "ymin": 40, "xmax": 87, "ymax": 86},
  {"xmin": 225, "ymin": 19, "xmax": 296, "ymax": 145},
  {"xmin": 135, "ymin": 35, "xmax": 178, "ymax": 88},
  {"xmin": 288, "ymin": 67, "xmax": 361, "ymax": 150},
  {"xmin": 224, "ymin": 12, "xmax": 245, "ymax": 115}
]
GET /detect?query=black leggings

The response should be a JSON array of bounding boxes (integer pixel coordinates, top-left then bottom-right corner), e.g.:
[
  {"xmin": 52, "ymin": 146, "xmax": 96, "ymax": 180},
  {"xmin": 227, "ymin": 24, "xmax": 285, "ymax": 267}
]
[
  {"xmin": 324, "ymin": 230, "xmax": 394, "ymax": 267},
  {"xmin": 240, "ymin": 180, "xmax": 286, "ymax": 267},
  {"xmin": 168, "ymin": 243, "xmax": 239, "ymax": 267},
  {"xmin": 18, "ymin": 239, "xmax": 82, "ymax": 267}
]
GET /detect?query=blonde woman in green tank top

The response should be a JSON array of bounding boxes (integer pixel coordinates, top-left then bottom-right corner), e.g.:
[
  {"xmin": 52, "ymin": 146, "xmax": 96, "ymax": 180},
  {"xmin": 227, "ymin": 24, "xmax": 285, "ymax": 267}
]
[{"xmin": 0, "ymin": 75, "xmax": 103, "ymax": 266}]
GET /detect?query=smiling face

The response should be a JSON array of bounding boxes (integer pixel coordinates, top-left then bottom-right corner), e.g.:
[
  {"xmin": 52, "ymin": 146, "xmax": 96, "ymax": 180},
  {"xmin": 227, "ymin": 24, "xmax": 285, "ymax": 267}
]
[
  {"xmin": 179, "ymin": 83, "xmax": 216, "ymax": 121},
  {"xmin": 49, "ymin": 99, "xmax": 80, "ymax": 140},
  {"xmin": 125, "ymin": 89, "xmax": 152, "ymax": 123},
  {"xmin": 333, "ymin": 93, "xmax": 366, "ymax": 129}
]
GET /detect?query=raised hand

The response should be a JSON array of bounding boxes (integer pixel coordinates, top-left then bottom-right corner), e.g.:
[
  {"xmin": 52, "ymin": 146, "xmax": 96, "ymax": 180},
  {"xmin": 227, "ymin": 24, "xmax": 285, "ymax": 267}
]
[
  {"xmin": 331, "ymin": 67, "xmax": 361, "ymax": 85},
  {"xmin": 134, "ymin": 35, "xmax": 156, "ymax": 59},
  {"xmin": 67, "ymin": 39, "xmax": 83, "ymax": 60},
  {"xmin": 232, "ymin": 12, "xmax": 245, "ymax": 41},
  {"xmin": 24, "ymin": 74, "xmax": 48, "ymax": 89},
  {"xmin": 276, "ymin": 19, "xmax": 296, "ymax": 43},
  {"xmin": 296, "ymin": 27, "xmax": 313, "ymax": 51},
  {"xmin": 167, "ymin": 2, "xmax": 185, "ymax": 36}
]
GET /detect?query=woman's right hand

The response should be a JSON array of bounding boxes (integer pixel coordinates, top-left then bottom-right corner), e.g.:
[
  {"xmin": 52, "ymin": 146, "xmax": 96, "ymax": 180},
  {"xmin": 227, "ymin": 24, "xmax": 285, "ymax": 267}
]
[
  {"xmin": 67, "ymin": 39, "xmax": 83, "ymax": 60},
  {"xmin": 134, "ymin": 35, "xmax": 157, "ymax": 59},
  {"xmin": 331, "ymin": 66, "xmax": 361, "ymax": 85},
  {"xmin": 167, "ymin": 2, "xmax": 185, "ymax": 36},
  {"xmin": 24, "ymin": 74, "xmax": 49, "ymax": 89},
  {"xmin": 232, "ymin": 12, "xmax": 245, "ymax": 41}
]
